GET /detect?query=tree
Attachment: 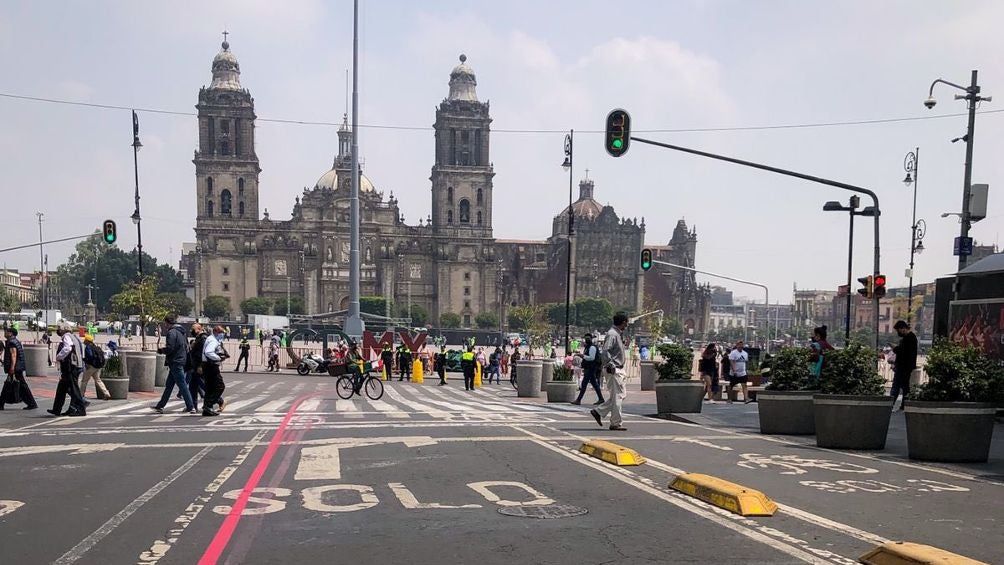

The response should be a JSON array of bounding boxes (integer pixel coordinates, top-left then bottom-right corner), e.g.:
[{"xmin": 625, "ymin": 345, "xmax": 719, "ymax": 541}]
[
  {"xmin": 161, "ymin": 293, "xmax": 194, "ymax": 317},
  {"xmin": 663, "ymin": 317, "xmax": 684, "ymax": 337},
  {"xmin": 110, "ymin": 276, "xmax": 171, "ymax": 349},
  {"xmin": 575, "ymin": 297, "xmax": 614, "ymax": 330},
  {"xmin": 475, "ymin": 311, "xmax": 499, "ymax": 329},
  {"xmin": 360, "ymin": 296, "xmax": 391, "ymax": 317},
  {"xmin": 202, "ymin": 295, "xmax": 231, "ymax": 319},
  {"xmin": 439, "ymin": 312, "xmax": 461, "ymax": 329},
  {"xmin": 399, "ymin": 304, "xmax": 429, "ymax": 327},
  {"xmin": 273, "ymin": 296, "xmax": 305, "ymax": 316},
  {"xmin": 507, "ymin": 304, "xmax": 548, "ymax": 345},
  {"xmin": 0, "ymin": 288, "xmax": 21, "ymax": 314},
  {"xmin": 240, "ymin": 297, "xmax": 273, "ymax": 315},
  {"xmin": 545, "ymin": 302, "xmax": 575, "ymax": 327}
]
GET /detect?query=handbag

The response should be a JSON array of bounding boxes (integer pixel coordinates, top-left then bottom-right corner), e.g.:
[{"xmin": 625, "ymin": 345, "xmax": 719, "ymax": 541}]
[{"xmin": 1, "ymin": 375, "xmax": 22, "ymax": 405}]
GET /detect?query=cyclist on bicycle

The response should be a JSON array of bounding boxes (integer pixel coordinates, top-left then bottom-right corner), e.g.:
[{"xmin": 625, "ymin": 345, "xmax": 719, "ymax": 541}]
[{"xmin": 344, "ymin": 341, "xmax": 366, "ymax": 393}]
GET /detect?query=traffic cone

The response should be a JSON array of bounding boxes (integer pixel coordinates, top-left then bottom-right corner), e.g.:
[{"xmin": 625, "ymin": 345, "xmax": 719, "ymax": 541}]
[
  {"xmin": 412, "ymin": 359, "xmax": 424, "ymax": 384},
  {"xmin": 474, "ymin": 362, "xmax": 482, "ymax": 388}
]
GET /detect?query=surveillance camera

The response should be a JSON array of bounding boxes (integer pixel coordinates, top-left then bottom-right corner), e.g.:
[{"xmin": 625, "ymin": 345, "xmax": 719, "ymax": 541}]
[{"xmin": 923, "ymin": 97, "xmax": 937, "ymax": 109}]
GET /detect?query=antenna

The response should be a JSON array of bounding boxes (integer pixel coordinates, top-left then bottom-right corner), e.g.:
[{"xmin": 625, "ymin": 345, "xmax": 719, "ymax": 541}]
[{"xmin": 344, "ymin": 69, "xmax": 349, "ymax": 117}]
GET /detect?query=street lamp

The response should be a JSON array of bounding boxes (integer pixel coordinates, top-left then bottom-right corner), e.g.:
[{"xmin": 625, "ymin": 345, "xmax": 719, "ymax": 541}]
[
  {"xmin": 131, "ymin": 110, "xmax": 144, "ymax": 278},
  {"xmin": 823, "ymin": 197, "xmax": 876, "ymax": 346},
  {"xmin": 902, "ymin": 149, "xmax": 926, "ymax": 324},
  {"xmin": 925, "ymin": 71, "xmax": 992, "ymax": 270},
  {"xmin": 561, "ymin": 130, "xmax": 574, "ymax": 355}
]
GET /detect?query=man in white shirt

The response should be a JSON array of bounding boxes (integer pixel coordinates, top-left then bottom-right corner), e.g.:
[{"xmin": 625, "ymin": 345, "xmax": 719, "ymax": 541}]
[
  {"xmin": 727, "ymin": 339, "xmax": 751, "ymax": 404},
  {"xmin": 49, "ymin": 324, "xmax": 87, "ymax": 417},
  {"xmin": 590, "ymin": 313, "xmax": 629, "ymax": 431},
  {"xmin": 201, "ymin": 325, "xmax": 229, "ymax": 416}
]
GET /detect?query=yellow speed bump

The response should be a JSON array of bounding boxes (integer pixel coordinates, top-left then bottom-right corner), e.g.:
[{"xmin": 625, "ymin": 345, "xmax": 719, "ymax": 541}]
[
  {"xmin": 579, "ymin": 440, "xmax": 645, "ymax": 466},
  {"xmin": 859, "ymin": 542, "xmax": 988, "ymax": 565},
  {"xmin": 669, "ymin": 473, "xmax": 777, "ymax": 517}
]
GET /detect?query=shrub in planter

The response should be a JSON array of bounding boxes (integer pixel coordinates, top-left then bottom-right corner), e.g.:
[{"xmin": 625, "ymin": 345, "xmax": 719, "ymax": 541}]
[
  {"xmin": 759, "ymin": 347, "xmax": 816, "ymax": 435},
  {"xmin": 904, "ymin": 340, "xmax": 1003, "ymax": 462},
  {"xmin": 546, "ymin": 365, "xmax": 577, "ymax": 403},
  {"xmin": 814, "ymin": 342, "xmax": 892, "ymax": 449},
  {"xmin": 102, "ymin": 355, "xmax": 129, "ymax": 400},
  {"xmin": 655, "ymin": 343, "xmax": 703, "ymax": 414}
]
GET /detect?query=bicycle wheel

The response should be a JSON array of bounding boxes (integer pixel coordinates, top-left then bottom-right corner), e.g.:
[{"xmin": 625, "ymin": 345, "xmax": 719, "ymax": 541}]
[
  {"xmin": 335, "ymin": 376, "xmax": 355, "ymax": 399},
  {"xmin": 364, "ymin": 376, "xmax": 384, "ymax": 400}
]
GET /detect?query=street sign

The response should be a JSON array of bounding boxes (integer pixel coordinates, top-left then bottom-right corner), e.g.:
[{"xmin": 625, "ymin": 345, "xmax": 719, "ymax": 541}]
[{"xmin": 953, "ymin": 236, "xmax": 974, "ymax": 257}]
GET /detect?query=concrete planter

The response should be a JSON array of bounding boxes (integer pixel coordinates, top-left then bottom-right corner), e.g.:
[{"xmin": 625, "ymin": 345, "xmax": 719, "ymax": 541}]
[
  {"xmin": 155, "ymin": 354, "xmax": 168, "ymax": 387},
  {"xmin": 516, "ymin": 360, "xmax": 542, "ymax": 398},
  {"xmin": 655, "ymin": 380, "xmax": 705, "ymax": 415},
  {"xmin": 103, "ymin": 377, "xmax": 129, "ymax": 400},
  {"xmin": 540, "ymin": 362, "xmax": 556, "ymax": 392},
  {"xmin": 126, "ymin": 351, "xmax": 157, "ymax": 393},
  {"xmin": 545, "ymin": 381, "xmax": 578, "ymax": 403},
  {"xmin": 640, "ymin": 361, "xmax": 657, "ymax": 391},
  {"xmin": 905, "ymin": 401, "xmax": 996, "ymax": 462},
  {"xmin": 23, "ymin": 344, "xmax": 49, "ymax": 376},
  {"xmin": 757, "ymin": 390, "xmax": 816, "ymax": 435},
  {"xmin": 813, "ymin": 394, "xmax": 893, "ymax": 450}
]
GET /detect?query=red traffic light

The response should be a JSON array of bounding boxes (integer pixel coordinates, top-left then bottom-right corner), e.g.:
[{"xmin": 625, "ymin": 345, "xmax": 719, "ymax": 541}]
[{"xmin": 873, "ymin": 274, "xmax": 887, "ymax": 298}]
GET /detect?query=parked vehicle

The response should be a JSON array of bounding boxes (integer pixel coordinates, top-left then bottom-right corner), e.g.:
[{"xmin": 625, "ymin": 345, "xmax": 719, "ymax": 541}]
[{"xmin": 296, "ymin": 352, "xmax": 330, "ymax": 375}]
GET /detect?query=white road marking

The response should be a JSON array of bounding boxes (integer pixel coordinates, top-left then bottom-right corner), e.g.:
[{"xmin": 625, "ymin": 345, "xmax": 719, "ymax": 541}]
[
  {"xmin": 53, "ymin": 446, "xmax": 214, "ymax": 565},
  {"xmin": 151, "ymin": 415, "xmax": 183, "ymax": 424},
  {"xmin": 87, "ymin": 401, "xmax": 149, "ymax": 415},
  {"xmin": 219, "ymin": 395, "xmax": 268, "ymax": 413},
  {"xmin": 255, "ymin": 399, "xmax": 290, "ymax": 413},
  {"xmin": 335, "ymin": 399, "xmax": 361, "ymax": 413},
  {"xmin": 212, "ymin": 487, "xmax": 291, "ymax": 516},
  {"xmin": 365, "ymin": 399, "xmax": 409, "ymax": 418},
  {"xmin": 136, "ymin": 429, "xmax": 268, "ymax": 564},
  {"xmin": 297, "ymin": 398, "xmax": 322, "ymax": 412},
  {"xmin": 388, "ymin": 483, "xmax": 482, "ymax": 509},
  {"xmin": 302, "ymin": 484, "xmax": 378, "ymax": 513},
  {"xmin": 294, "ymin": 438, "xmax": 438, "ymax": 481},
  {"xmin": 382, "ymin": 385, "xmax": 448, "ymax": 417},
  {"xmin": 0, "ymin": 500, "xmax": 24, "ymax": 517},
  {"xmin": 467, "ymin": 481, "xmax": 555, "ymax": 507}
]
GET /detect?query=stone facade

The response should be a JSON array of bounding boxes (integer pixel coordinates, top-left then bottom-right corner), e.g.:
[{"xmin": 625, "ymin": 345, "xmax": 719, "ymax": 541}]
[{"xmin": 185, "ymin": 40, "xmax": 707, "ymax": 331}]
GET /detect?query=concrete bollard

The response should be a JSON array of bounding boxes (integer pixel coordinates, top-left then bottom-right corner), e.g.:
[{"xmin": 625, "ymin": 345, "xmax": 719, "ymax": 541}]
[
  {"xmin": 474, "ymin": 362, "xmax": 482, "ymax": 388},
  {"xmin": 127, "ymin": 351, "xmax": 157, "ymax": 393},
  {"xmin": 22, "ymin": 344, "xmax": 50, "ymax": 376},
  {"xmin": 155, "ymin": 354, "xmax": 168, "ymax": 387},
  {"xmin": 412, "ymin": 359, "xmax": 424, "ymax": 384},
  {"xmin": 516, "ymin": 360, "xmax": 542, "ymax": 398}
]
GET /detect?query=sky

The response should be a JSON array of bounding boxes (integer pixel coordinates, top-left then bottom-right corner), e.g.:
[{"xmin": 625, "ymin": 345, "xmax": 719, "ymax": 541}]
[{"xmin": 1, "ymin": 0, "xmax": 1002, "ymax": 304}]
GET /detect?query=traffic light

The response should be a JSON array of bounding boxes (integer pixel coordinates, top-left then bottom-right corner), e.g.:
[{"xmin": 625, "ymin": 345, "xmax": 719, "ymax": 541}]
[
  {"xmin": 873, "ymin": 274, "xmax": 887, "ymax": 298},
  {"xmin": 641, "ymin": 248, "xmax": 652, "ymax": 271},
  {"xmin": 102, "ymin": 219, "xmax": 117, "ymax": 244},
  {"xmin": 857, "ymin": 275, "xmax": 873, "ymax": 298},
  {"xmin": 605, "ymin": 109, "xmax": 631, "ymax": 157}
]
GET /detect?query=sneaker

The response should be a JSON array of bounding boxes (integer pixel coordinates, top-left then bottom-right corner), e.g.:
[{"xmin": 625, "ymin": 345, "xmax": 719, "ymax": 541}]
[
  {"xmin": 218, "ymin": 398, "xmax": 227, "ymax": 412},
  {"xmin": 609, "ymin": 425, "xmax": 627, "ymax": 431},
  {"xmin": 590, "ymin": 409, "xmax": 603, "ymax": 427},
  {"xmin": 151, "ymin": 406, "xmax": 164, "ymax": 414},
  {"xmin": 188, "ymin": 409, "xmax": 199, "ymax": 414},
  {"xmin": 202, "ymin": 410, "xmax": 219, "ymax": 417}
]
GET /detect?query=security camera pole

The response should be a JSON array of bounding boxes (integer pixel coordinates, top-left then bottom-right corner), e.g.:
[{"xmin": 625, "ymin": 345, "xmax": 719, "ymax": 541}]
[
  {"xmin": 607, "ymin": 110, "xmax": 881, "ymax": 350},
  {"xmin": 344, "ymin": 0, "xmax": 365, "ymax": 339},
  {"xmin": 925, "ymin": 70, "xmax": 992, "ymax": 270}
]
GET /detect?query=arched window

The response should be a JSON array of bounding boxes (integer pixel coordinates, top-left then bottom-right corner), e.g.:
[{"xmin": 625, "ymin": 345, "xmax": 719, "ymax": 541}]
[
  {"xmin": 459, "ymin": 199, "xmax": 471, "ymax": 223},
  {"xmin": 207, "ymin": 200, "xmax": 214, "ymax": 217},
  {"xmin": 447, "ymin": 186, "xmax": 454, "ymax": 204},
  {"xmin": 238, "ymin": 177, "xmax": 245, "ymax": 196},
  {"xmin": 221, "ymin": 189, "xmax": 233, "ymax": 216},
  {"xmin": 238, "ymin": 201, "xmax": 245, "ymax": 217},
  {"xmin": 447, "ymin": 210, "xmax": 453, "ymax": 224},
  {"xmin": 477, "ymin": 211, "xmax": 483, "ymax": 225},
  {"xmin": 207, "ymin": 177, "xmax": 214, "ymax": 195},
  {"xmin": 476, "ymin": 188, "xmax": 483, "ymax": 205}
]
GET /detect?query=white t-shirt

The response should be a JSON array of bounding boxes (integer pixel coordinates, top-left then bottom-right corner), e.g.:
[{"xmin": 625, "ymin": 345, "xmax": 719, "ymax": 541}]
[{"xmin": 728, "ymin": 349, "xmax": 748, "ymax": 377}]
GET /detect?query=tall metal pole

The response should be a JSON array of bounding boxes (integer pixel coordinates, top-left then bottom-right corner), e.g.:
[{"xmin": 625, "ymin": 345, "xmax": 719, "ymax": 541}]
[
  {"xmin": 845, "ymin": 208, "xmax": 855, "ymax": 346},
  {"xmin": 906, "ymin": 148, "xmax": 919, "ymax": 324},
  {"xmin": 286, "ymin": 276, "xmax": 291, "ymax": 319},
  {"xmin": 36, "ymin": 212, "xmax": 47, "ymax": 329},
  {"xmin": 344, "ymin": 0, "xmax": 364, "ymax": 338},
  {"xmin": 958, "ymin": 70, "xmax": 978, "ymax": 271},
  {"xmin": 132, "ymin": 110, "xmax": 143, "ymax": 278},
  {"xmin": 563, "ymin": 130, "xmax": 574, "ymax": 355}
]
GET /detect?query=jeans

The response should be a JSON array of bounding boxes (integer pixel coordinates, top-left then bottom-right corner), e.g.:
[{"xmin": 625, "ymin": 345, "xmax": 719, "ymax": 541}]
[
  {"xmin": 575, "ymin": 366, "xmax": 604, "ymax": 404},
  {"xmin": 594, "ymin": 369, "xmax": 625, "ymax": 427},
  {"xmin": 157, "ymin": 364, "xmax": 195, "ymax": 411},
  {"xmin": 52, "ymin": 366, "xmax": 86, "ymax": 414},
  {"xmin": 890, "ymin": 369, "xmax": 911, "ymax": 407}
]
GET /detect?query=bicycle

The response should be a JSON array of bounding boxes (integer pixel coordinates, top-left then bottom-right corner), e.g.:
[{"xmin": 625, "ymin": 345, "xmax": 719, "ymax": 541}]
[{"xmin": 332, "ymin": 361, "xmax": 384, "ymax": 401}]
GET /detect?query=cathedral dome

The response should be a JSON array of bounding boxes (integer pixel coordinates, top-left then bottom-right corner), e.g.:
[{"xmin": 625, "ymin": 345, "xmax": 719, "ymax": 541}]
[
  {"xmin": 210, "ymin": 40, "xmax": 242, "ymax": 91},
  {"xmin": 314, "ymin": 167, "xmax": 375, "ymax": 193},
  {"xmin": 448, "ymin": 54, "xmax": 478, "ymax": 102}
]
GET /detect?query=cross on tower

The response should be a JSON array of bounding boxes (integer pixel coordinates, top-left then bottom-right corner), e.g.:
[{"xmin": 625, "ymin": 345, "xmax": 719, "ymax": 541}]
[
  {"xmin": 222, "ymin": 30, "xmax": 229, "ymax": 43},
  {"xmin": 584, "ymin": 168, "xmax": 590, "ymax": 179}
]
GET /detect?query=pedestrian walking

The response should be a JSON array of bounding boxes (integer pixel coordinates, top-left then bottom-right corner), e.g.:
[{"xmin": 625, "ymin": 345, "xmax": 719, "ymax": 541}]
[
  {"xmin": 573, "ymin": 333, "xmax": 605, "ymax": 406},
  {"xmin": 590, "ymin": 313, "xmax": 629, "ymax": 431},
  {"xmin": 42, "ymin": 331, "xmax": 52, "ymax": 366},
  {"xmin": 808, "ymin": 325, "xmax": 834, "ymax": 387},
  {"xmin": 1, "ymin": 327, "xmax": 38, "ymax": 410},
  {"xmin": 234, "ymin": 337, "xmax": 250, "ymax": 372},
  {"xmin": 890, "ymin": 320, "xmax": 918, "ymax": 411},
  {"xmin": 49, "ymin": 324, "xmax": 87, "ymax": 417},
  {"xmin": 153, "ymin": 315, "xmax": 197, "ymax": 414},
  {"xmin": 201, "ymin": 325, "xmax": 229, "ymax": 416},
  {"xmin": 434, "ymin": 346, "xmax": 448, "ymax": 386},
  {"xmin": 726, "ymin": 339, "xmax": 751, "ymax": 404},
  {"xmin": 461, "ymin": 346, "xmax": 476, "ymax": 391},
  {"xmin": 500, "ymin": 349, "xmax": 509, "ymax": 377},
  {"xmin": 380, "ymin": 344, "xmax": 394, "ymax": 379},
  {"xmin": 698, "ymin": 343, "xmax": 719, "ymax": 402},
  {"xmin": 267, "ymin": 334, "xmax": 280, "ymax": 372},
  {"xmin": 397, "ymin": 344, "xmax": 412, "ymax": 381},
  {"xmin": 80, "ymin": 334, "xmax": 110, "ymax": 400},
  {"xmin": 510, "ymin": 348, "xmax": 521, "ymax": 384},
  {"xmin": 187, "ymin": 324, "xmax": 207, "ymax": 404},
  {"xmin": 486, "ymin": 347, "xmax": 502, "ymax": 384}
]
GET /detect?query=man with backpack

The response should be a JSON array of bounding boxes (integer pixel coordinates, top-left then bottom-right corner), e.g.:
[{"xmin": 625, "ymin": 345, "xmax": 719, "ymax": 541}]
[
  {"xmin": 573, "ymin": 333, "xmax": 605, "ymax": 406},
  {"xmin": 49, "ymin": 324, "xmax": 87, "ymax": 417},
  {"xmin": 153, "ymin": 314, "xmax": 197, "ymax": 414},
  {"xmin": 80, "ymin": 334, "xmax": 110, "ymax": 400}
]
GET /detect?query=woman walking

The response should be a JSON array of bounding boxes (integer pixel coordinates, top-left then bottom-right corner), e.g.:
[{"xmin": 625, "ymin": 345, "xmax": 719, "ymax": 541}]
[
  {"xmin": 698, "ymin": 343, "xmax": 719, "ymax": 402},
  {"xmin": 808, "ymin": 326, "xmax": 834, "ymax": 387}
]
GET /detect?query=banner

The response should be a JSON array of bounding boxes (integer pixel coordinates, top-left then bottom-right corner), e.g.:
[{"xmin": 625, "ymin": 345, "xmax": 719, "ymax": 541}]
[{"xmin": 948, "ymin": 299, "xmax": 1004, "ymax": 362}]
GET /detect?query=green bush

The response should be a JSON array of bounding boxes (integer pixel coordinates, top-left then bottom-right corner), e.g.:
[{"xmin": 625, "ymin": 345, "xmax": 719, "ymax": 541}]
[
  {"xmin": 104, "ymin": 354, "xmax": 123, "ymax": 377},
  {"xmin": 765, "ymin": 347, "xmax": 813, "ymax": 391},
  {"xmin": 655, "ymin": 343, "xmax": 693, "ymax": 380},
  {"xmin": 911, "ymin": 339, "xmax": 1004, "ymax": 403},
  {"xmin": 552, "ymin": 365, "xmax": 574, "ymax": 382},
  {"xmin": 820, "ymin": 342, "xmax": 884, "ymax": 396}
]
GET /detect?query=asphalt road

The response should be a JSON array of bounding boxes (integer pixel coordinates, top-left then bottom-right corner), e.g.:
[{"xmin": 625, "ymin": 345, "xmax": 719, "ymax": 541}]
[{"xmin": 0, "ymin": 371, "xmax": 998, "ymax": 564}]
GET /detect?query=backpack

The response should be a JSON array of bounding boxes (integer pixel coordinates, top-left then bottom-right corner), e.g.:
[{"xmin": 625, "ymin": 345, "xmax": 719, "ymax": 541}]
[{"xmin": 90, "ymin": 343, "xmax": 106, "ymax": 369}]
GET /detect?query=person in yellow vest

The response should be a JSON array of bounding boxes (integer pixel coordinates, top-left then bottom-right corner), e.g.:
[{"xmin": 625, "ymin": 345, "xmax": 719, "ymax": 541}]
[{"xmin": 461, "ymin": 346, "xmax": 476, "ymax": 391}]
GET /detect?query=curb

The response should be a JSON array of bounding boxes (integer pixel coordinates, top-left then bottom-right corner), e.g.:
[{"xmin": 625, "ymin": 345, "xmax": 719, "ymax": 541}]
[{"xmin": 669, "ymin": 473, "xmax": 777, "ymax": 517}]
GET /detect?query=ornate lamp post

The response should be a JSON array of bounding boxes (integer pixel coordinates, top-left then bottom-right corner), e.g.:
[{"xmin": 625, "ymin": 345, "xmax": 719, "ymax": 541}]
[
  {"xmin": 561, "ymin": 131, "xmax": 574, "ymax": 355},
  {"xmin": 902, "ymin": 149, "xmax": 926, "ymax": 324}
]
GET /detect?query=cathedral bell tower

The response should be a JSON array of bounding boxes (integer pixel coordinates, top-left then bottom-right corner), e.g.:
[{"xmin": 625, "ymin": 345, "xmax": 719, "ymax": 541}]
[
  {"xmin": 430, "ymin": 54, "xmax": 494, "ymax": 235},
  {"xmin": 194, "ymin": 36, "xmax": 261, "ymax": 223}
]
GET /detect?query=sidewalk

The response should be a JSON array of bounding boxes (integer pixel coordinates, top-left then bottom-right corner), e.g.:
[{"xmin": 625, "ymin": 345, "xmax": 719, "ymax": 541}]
[{"xmin": 615, "ymin": 379, "xmax": 1004, "ymax": 478}]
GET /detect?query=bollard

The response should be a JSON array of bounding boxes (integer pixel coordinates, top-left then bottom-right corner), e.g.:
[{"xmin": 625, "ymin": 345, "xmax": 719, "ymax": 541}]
[
  {"xmin": 474, "ymin": 362, "xmax": 482, "ymax": 388},
  {"xmin": 382, "ymin": 364, "xmax": 389, "ymax": 381},
  {"xmin": 412, "ymin": 359, "xmax": 424, "ymax": 384}
]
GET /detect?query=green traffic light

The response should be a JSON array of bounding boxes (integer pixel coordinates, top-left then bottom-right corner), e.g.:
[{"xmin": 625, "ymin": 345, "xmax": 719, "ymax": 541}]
[
  {"xmin": 105, "ymin": 233, "xmax": 115, "ymax": 243},
  {"xmin": 612, "ymin": 139, "xmax": 623, "ymax": 149}
]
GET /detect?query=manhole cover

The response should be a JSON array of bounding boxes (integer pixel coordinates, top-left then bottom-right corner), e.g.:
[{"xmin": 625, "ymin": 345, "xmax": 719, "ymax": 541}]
[{"xmin": 498, "ymin": 504, "xmax": 588, "ymax": 519}]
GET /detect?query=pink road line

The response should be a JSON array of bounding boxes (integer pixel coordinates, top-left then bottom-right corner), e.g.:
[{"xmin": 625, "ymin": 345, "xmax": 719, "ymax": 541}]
[{"xmin": 198, "ymin": 392, "xmax": 318, "ymax": 565}]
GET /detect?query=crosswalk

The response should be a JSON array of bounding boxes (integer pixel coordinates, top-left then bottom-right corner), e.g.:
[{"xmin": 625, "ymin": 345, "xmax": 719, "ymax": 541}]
[{"xmin": 51, "ymin": 379, "xmax": 589, "ymax": 423}]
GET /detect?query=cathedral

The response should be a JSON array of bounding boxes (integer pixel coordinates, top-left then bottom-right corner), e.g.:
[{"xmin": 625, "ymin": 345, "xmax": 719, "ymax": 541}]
[{"xmin": 184, "ymin": 39, "xmax": 710, "ymax": 334}]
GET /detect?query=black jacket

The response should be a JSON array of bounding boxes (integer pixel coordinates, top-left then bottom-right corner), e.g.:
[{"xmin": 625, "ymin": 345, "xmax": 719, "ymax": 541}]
[
  {"xmin": 187, "ymin": 332, "xmax": 208, "ymax": 372},
  {"xmin": 893, "ymin": 332, "xmax": 918, "ymax": 372},
  {"xmin": 161, "ymin": 324, "xmax": 189, "ymax": 367}
]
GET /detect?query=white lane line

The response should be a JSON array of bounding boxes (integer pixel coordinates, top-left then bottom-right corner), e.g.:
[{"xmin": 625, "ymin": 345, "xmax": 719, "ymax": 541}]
[
  {"xmin": 255, "ymin": 399, "xmax": 290, "ymax": 413},
  {"xmin": 151, "ymin": 415, "xmax": 183, "ymax": 424},
  {"xmin": 334, "ymin": 400, "xmax": 363, "ymax": 418},
  {"xmin": 365, "ymin": 399, "xmax": 409, "ymax": 418},
  {"xmin": 53, "ymin": 446, "xmax": 215, "ymax": 565},
  {"xmin": 137, "ymin": 431, "xmax": 267, "ymax": 564},
  {"xmin": 428, "ymin": 388, "xmax": 508, "ymax": 412},
  {"xmin": 297, "ymin": 398, "xmax": 322, "ymax": 412},
  {"xmin": 219, "ymin": 395, "xmax": 268, "ymax": 413},
  {"xmin": 514, "ymin": 427, "xmax": 834, "ymax": 564},
  {"xmin": 382, "ymin": 385, "xmax": 449, "ymax": 418},
  {"xmin": 87, "ymin": 401, "xmax": 150, "ymax": 415}
]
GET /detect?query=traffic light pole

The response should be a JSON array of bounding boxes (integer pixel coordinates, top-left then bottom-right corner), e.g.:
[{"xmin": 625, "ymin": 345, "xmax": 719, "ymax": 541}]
[
  {"xmin": 631, "ymin": 136, "xmax": 881, "ymax": 350},
  {"xmin": 0, "ymin": 233, "xmax": 100, "ymax": 254}
]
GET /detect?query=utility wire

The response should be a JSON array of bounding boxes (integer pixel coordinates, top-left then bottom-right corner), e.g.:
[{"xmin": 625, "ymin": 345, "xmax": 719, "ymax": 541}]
[{"xmin": 1, "ymin": 90, "xmax": 1001, "ymax": 134}]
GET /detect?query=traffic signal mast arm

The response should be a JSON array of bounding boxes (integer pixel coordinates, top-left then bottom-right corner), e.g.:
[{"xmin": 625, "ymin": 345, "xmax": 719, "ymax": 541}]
[{"xmin": 0, "ymin": 232, "xmax": 101, "ymax": 254}]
